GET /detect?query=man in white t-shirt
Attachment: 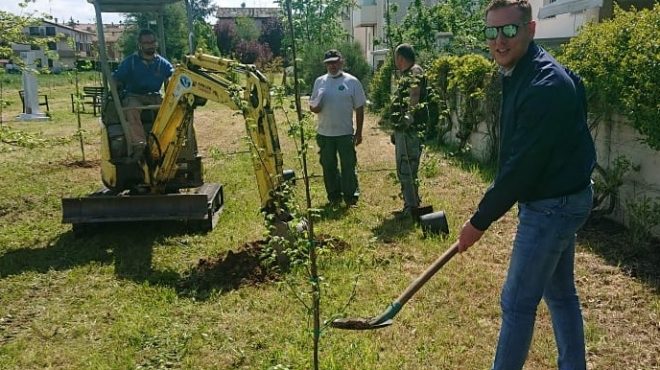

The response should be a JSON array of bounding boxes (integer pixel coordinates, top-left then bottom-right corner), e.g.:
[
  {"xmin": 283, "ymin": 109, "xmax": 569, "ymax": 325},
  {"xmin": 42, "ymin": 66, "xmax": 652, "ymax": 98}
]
[{"xmin": 309, "ymin": 49, "xmax": 366, "ymax": 207}]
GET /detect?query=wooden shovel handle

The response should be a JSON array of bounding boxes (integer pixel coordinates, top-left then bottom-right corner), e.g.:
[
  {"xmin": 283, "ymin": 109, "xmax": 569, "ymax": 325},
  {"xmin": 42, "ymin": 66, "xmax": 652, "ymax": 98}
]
[{"xmin": 394, "ymin": 242, "xmax": 460, "ymax": 306}]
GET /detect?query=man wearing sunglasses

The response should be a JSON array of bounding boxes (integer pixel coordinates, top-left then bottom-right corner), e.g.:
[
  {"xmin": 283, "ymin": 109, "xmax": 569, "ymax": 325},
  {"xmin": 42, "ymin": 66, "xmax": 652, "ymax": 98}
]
[{"xmin": 456, "ymin": 0, "xmax": 596, "ymax": 369}]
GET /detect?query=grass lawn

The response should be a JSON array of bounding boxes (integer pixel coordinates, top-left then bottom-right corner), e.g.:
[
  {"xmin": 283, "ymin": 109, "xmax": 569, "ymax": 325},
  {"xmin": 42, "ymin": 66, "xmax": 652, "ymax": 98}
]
[{"xmin": 0, "ymin": 74, "xmax": 658, "ymax": 369}]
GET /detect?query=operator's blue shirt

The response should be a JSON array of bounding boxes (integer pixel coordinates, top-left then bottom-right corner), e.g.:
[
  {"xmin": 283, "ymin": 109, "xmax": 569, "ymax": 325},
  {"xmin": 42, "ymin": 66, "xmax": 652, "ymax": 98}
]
[{"xmin": 112, "ymin": 53, "xmax": 174, "ymax": 95}]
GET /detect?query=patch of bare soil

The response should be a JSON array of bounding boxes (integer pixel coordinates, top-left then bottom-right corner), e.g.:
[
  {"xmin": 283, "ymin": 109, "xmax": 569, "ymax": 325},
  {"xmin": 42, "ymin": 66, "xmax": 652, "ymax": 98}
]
[
  {"xmin": 184, "ymin": 240, "xmax": 276, "ymax": 293},
  {"xmin": 178, "ymin": 234, "xmax": 351, "ymax": 296},
  {"xmin": 61, "ymin": 159, "xmax": 100, "ymax": 168},
  {"xmin": 193, "ymin": 102, "xmax": 246, "ymax": 154}
]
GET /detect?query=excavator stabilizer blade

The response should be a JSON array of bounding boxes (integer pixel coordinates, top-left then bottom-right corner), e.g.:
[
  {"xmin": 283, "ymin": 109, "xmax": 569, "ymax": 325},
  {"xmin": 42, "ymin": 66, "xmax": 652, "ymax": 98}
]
[{"xmin": 62, "ymin": 183, "xmax": 223, "ymax": 232}]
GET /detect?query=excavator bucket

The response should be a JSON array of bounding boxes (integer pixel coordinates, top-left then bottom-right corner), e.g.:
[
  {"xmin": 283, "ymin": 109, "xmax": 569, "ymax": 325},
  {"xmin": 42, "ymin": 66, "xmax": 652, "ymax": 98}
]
[{"xmin": 62, "ymin": 183, "xmax": 223, "ymax": 233}]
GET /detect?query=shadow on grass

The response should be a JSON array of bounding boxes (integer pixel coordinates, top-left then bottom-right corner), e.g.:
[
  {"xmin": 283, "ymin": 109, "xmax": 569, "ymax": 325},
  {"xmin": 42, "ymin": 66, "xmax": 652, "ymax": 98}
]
[
  {"xmin": 317, "ymin": 202, "xmax": 350, "ymax": 221},
  {"xmin": 578, "ymin": 217, "xmax": 660, "ymax": 293},
  {"xmin": 0, "ymin": 222, "xmax": 351, "ymax": 302},
  {"xmin": 0, "ymin": 221, "xmax": 199, "ymax": 282},
  {"xmin": 371, "ymin": 214, "xmax": 416, "ymax": 242},
  {"xmin": 424, "ymin": 140, "xmax": 660, "ymax": 293}
]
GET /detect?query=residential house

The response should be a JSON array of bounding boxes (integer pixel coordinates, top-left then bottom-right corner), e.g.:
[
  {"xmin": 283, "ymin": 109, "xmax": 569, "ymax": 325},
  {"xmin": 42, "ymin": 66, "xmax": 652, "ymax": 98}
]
[
  {"xmin": 215, "ymin": 7, "xmax": 279, "ymax": 29},
  {"xmin": 12, "ymin": 19, "xmax": 95, "ymax": 71},
  {"xmin": 344, "ymin": 0, "xmax": 437, "ymax": 68},
  {"xmin": 75, "ymin": 23, "xmax": 127, "ymax": 62},
  {"xmin": 534, "ymin": 0, "xmax": 655, "ymax": 47}
]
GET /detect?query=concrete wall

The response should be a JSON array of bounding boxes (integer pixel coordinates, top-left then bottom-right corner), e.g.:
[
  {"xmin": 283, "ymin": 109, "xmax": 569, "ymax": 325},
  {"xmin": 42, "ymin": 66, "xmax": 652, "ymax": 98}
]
[
  {"xmin": 442, "ymin": 113, "xmax": 660, "ymax": 237},
  {"xmin": 593, "ymin": 117, "xmax": 660, "ymax": 236}
]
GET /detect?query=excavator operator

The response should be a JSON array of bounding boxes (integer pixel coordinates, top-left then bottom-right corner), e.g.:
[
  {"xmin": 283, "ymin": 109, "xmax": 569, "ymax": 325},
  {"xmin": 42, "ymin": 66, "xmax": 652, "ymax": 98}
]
[{"xmin": 112, "ymin": 29, "xmax": 174, "ymax": 161}]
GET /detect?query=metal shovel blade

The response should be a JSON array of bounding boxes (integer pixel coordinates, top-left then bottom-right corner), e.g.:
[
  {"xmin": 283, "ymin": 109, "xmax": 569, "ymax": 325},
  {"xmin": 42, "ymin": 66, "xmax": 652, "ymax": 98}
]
[
  {"xmin": 330, "ymin": 317, "xmax": 393, "ymax": 330},
  {"xmin": 330, "ymin": 243, "xmax": 459, "ymax": 332}
]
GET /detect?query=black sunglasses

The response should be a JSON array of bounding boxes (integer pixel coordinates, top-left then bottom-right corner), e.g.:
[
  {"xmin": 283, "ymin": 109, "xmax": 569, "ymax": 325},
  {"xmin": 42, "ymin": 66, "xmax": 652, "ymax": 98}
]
[{"xmin": 484, "ymin": 22, "xmax": 529, "ymax": 40}]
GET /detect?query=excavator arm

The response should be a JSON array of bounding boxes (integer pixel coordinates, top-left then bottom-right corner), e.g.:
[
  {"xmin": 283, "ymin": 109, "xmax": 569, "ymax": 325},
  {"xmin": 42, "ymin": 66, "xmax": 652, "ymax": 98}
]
[
  {"xmin": 62, "ymin": 52, "xmax": 289, "ymax": 232},
  {"xmin": 146, "ymin": 52, "xmax": 285, "ymax": 211}
]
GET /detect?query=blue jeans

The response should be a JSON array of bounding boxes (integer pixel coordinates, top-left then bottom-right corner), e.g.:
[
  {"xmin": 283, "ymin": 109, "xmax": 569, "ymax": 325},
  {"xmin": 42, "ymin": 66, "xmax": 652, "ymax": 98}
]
[{"xmin": 492, "ymin": 184, "xmax": 593, "ymax": 370}]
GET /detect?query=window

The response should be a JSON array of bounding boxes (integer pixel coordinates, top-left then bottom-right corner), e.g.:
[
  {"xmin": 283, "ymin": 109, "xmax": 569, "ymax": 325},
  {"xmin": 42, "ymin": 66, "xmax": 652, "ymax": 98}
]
[
  {"xmin": 47, "ymin": 41, "xmax": 57, "ymax": 50},
  {"xmin": 45, "ymin": 27, "xmax": 56, "ymax": 36},
  {"xmin": 29, "ymin": 27, "xmax": 40, "ymax": 36}
]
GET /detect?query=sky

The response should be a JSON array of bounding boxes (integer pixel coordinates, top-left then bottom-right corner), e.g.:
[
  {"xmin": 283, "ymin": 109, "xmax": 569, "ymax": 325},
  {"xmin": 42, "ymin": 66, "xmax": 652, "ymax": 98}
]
[{"xmin": 1, "ymin": 0, "xmax": 277, "ymax": 25}]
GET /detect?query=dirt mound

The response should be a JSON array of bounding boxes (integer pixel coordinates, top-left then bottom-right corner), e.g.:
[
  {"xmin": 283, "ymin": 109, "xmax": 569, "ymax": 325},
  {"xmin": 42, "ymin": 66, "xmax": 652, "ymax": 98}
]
[
  {"xmin": 181, "ymin": 240, "xmax": 276, "ymax": 294},
  {"xmin": 178, "ymin": 234, "xmax": 352, "ymax": 296},
  {"xmin": 62, "ymin": 159, "xmax": 99, "ymax": 168}
]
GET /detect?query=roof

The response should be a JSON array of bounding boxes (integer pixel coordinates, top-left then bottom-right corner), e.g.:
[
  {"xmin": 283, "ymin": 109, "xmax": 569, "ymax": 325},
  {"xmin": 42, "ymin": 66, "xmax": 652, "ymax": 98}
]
[{"xmin": 41, "ymin": 19, "xmax": 96, "ymax": 35}]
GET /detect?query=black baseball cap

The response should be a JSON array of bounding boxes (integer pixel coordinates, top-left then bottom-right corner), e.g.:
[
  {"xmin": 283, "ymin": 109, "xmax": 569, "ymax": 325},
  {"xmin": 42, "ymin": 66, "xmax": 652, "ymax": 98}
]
[{"xmin": 323, "ymin": 49, "xmax": 342, "ymax": 63}]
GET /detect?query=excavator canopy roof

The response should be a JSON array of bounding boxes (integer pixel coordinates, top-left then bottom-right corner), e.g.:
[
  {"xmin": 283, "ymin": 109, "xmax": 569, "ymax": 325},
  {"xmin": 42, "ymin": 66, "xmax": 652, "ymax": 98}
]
[{"xmin": 86, "ymin": 0, "xmax": 181, "ymax": 13}]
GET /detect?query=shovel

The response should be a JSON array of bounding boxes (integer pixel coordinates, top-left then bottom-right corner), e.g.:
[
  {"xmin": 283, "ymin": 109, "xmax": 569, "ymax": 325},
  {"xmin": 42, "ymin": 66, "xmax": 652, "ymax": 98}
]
[{"xmin": 331, "ymin": 241, "xmax": 459, "ymax": 330}]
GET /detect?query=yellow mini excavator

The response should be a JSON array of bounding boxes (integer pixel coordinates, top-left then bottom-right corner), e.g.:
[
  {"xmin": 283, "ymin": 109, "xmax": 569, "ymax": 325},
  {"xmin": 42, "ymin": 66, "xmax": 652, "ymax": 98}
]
[{"xmin": 62, "ymin": 0, "xmax": 292, "ymax": 232}]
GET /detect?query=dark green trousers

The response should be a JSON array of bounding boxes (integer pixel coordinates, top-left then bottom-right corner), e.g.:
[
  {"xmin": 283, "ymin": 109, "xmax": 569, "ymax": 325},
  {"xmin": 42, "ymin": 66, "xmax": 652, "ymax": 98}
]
[
  {"xmin": 316, "ymin": 134, "xmax": 359, "ymax": 204},
  {"xmin": 393, "ymin": 130, "xmax": 422, "ymax": 210}
]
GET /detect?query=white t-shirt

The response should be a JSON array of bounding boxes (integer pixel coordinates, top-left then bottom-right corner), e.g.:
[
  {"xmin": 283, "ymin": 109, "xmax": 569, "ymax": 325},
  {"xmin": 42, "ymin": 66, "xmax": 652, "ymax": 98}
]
[{"xmin": 310, "ymin": 72, "xmax": 366, "ymax": 137}]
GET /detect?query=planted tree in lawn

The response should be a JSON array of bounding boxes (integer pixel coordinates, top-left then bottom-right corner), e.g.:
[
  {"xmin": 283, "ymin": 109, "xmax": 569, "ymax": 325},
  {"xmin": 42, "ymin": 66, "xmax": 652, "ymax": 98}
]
[
  {"xmin": 121, "ymin": 3, "xmax": 189, "ymax": 61},
  {"xmin": 283, "ymin": 0, "xmax": 353, "ymax": 90},
  {"xmin": 260, "ymin": 1, "xmax": 361, "ymax": 369}
]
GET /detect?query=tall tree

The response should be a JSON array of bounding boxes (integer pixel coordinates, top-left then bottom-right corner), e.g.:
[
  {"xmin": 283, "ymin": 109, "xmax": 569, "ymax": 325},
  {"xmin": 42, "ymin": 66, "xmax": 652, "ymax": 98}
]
[
  {"xmin": 189, "ymin": 0, "xmax": 218, "ymax": 19},
  {"xmin": 214, "ymin": 19, "xmax": 237, "ymax": 56},
  {"xmin": 0, "ymin": 8, "xmax": 50, "ymax": 61},
  {"xmin": 194, "ymin": 20, "xmax": 220, "ymax": 55},
  {"xmin": 120, "ymin": 2, "xmax": 189, "ymax": 61},
  {"xmin": 189, "ymin": 0, "xmax": 220, "ymax": 54},
  {"xmin": 259, "ymin": 17, "xmax": 284, "ymax": 57},
  {"xmin": 429, "ymin": 0, "xmax": 488, "ymax": 54},
  {"xmin": 235, "ymin": 16, "xmax": 260, "ymax": 42},
  {"xmin": 281, "ymin": 0, "xmax": 354, "ymax": 89}
]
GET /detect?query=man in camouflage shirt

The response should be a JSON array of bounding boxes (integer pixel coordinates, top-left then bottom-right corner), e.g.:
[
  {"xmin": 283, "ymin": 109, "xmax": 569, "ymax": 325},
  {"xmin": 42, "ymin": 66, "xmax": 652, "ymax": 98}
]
[{"xmin": 389, "ymin": 43, "xmax": 429, "ymax": 219}]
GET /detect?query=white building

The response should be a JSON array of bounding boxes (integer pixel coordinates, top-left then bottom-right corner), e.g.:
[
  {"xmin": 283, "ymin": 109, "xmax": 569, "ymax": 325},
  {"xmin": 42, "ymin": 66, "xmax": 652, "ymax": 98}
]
[
  {"xmin": 344, "ymin": 0, "xmax": 421, "ymax": 68},
  {"xmin": 12, "ymin": 19, "xmax": 95, "ymax": 71},
  {"xmin": 533, "ymin": 0, "xmax": 654, "ymax": 46},
  {"xmin": 346, "ymin": 0, "xmax": 652, "ymax": 67},
  {"xmin": 75, "ymin": 23, "xmax": 127, "ymax": 62}
]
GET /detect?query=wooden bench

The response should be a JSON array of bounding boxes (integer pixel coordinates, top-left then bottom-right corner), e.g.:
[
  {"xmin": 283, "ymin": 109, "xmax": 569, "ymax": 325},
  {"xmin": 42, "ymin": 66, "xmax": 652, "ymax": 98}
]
[
  {"xmin": 70, "ymin": 86, "xmax": 104, "ymax": 116},
  {"xmin": 18, "ymin": 90, "xmax": 50, "ymax": 114}
]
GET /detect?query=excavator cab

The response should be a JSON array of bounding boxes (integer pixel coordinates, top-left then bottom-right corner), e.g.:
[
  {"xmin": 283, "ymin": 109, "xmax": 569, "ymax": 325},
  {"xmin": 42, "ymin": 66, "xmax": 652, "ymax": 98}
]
[{"xmin": 62, "ymin": 0, "xmax": 290, "ymax": 233}]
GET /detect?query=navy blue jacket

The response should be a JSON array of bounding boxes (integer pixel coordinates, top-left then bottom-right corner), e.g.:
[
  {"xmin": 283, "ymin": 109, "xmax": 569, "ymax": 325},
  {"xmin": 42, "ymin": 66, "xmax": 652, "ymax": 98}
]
[{"xmin": 470, "ymin": 42, "xmax": 596, "ymax": 231}]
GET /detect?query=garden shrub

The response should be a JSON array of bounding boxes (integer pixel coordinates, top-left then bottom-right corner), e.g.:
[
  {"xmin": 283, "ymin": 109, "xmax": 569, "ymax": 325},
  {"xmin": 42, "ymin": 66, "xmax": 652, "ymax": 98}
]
[
  {"xmin": 560, "ymin": 4, "xmax": 660, "ymax": 150},
  {"xmin": 339, "ymin": 41, "xmax": 372, "ymax": 90},
  {"xmin": 426, "ymin": 54, "xmax": 498, "ymax": 154},
  {"xmin": 368, "ymin": 56, "xmax": 394, "ymax": 113},
  {"xmin": 296, "ymin": 41, "xmax": 371, "ymax": 94},
  {"xmin": 235, "ymin": 40, "xmax": 273, "ymax": 68}
]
